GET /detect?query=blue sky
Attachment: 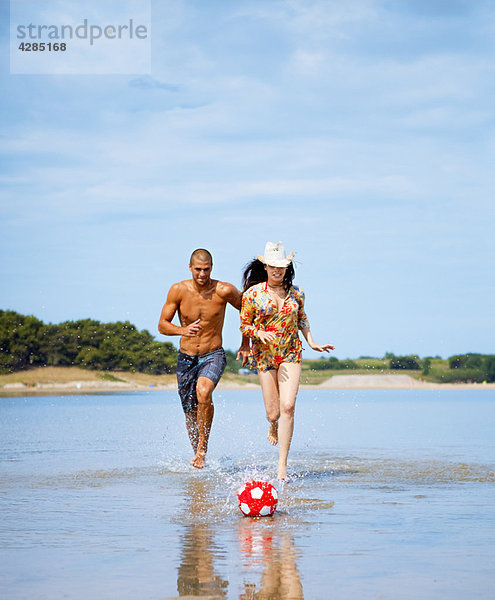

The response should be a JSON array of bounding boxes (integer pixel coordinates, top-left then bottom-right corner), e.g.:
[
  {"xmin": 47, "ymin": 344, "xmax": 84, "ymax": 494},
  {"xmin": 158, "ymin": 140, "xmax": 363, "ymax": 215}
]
[{"xmin": 1, "ymin": 0, "xmax": 494, "ymax": 359}]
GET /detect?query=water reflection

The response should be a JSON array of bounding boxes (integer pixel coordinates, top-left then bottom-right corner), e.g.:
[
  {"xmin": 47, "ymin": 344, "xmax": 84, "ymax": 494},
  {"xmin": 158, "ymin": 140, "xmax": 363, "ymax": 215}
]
[
  {"xmin": 176, "ymin": 479, "xmax": 229, "ymax": 598},
  {"xmin": 175, "ymin": 478, "xmax": 304, "ymax": 599},
  {"xmin": 238, "ymin": 518, "xmax": 304, "ymax": 599}
]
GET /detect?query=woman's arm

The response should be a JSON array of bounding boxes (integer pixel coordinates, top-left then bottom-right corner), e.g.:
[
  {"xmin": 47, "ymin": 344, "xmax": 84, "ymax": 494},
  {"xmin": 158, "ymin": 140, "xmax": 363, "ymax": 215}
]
[
  {"xmin": 240, "ymin": 292, "xmax": 258, "ymax": 339},
  {"xmin": 300, "ymin": 326, "xmax": 335, "ymax": 353},
  {"xmin": 295, "ymin": 287, "xmax": 334, "ymax": 352}
]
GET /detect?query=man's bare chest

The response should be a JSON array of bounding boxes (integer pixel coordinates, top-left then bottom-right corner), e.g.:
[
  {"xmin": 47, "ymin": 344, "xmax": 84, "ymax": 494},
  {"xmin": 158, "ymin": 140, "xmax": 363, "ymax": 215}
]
[{"xmin": 179, "ymin": 292, "xmax": 225, "ymax": 322}]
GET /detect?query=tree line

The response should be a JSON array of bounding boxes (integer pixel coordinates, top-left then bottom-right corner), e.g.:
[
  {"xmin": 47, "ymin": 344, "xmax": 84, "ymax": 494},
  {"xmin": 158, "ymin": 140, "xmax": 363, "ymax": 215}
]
[
  {"xmin": 306, "ymin": 352, "xmax": 495, "ymax": 383},
  {"xmin": 441, "ymin": 353, "xmax": 495, "ymax": 383},
  {"xmin": 0, "ymin": 310, "xmax": 177, "ymax": 374},
  {"xmin": 1, "ymin": 310, "xmax": 493, "ymax": 383}
]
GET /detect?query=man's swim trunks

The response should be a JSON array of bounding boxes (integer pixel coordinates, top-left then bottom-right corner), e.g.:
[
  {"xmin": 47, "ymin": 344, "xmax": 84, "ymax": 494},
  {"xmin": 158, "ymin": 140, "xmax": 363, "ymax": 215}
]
[{"xmin": 176, "ymin": 347, "xmax": 227, "ymax": 413}]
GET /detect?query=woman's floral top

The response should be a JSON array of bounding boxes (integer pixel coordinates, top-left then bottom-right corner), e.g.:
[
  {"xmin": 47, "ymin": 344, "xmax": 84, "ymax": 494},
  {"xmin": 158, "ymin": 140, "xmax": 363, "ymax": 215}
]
[{"xmin": 240, "ymin": 282, "xmax": 310, "ymax": 372}]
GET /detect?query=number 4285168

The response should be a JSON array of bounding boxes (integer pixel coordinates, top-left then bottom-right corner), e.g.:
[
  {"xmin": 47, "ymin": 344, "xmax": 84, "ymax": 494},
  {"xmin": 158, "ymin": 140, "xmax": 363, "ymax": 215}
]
[{"xmin": 18, "ymin": 42, "xmax": 67, "ymax": 51}]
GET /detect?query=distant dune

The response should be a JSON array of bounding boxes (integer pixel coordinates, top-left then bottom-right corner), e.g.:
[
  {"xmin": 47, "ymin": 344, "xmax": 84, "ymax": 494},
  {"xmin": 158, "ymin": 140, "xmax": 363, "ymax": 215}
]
[
  {"xmin": 318, "ymin": 374, "xmax": 494, "ymax": 389},
  {"xmin": 321, "ymin": 374, "xmax": 432, "ymax": 388}
]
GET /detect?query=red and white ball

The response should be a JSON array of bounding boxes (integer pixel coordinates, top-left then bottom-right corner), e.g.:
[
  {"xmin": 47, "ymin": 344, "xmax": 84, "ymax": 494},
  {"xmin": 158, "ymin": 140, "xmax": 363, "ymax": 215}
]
[{"xmin": 237, "ymin": 480, "xmax": 278, "ymax": 517}]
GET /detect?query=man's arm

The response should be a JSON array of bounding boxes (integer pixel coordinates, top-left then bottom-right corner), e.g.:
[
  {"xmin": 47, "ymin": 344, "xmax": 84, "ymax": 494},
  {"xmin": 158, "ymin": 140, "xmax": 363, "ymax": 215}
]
[
  {"xmin": 158, "ymin": 283, "xmax": 202, "ymax": 338},
  {"xmin": 218, "ymin": 282, "xmax": 243, "ymax": 310}
]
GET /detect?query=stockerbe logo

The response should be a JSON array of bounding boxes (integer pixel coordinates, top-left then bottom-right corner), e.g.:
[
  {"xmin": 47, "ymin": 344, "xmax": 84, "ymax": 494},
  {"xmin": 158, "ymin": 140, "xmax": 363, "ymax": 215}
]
[{"xmin": 10, "ymin": 0, "xmax": 151, "ymax": 75}]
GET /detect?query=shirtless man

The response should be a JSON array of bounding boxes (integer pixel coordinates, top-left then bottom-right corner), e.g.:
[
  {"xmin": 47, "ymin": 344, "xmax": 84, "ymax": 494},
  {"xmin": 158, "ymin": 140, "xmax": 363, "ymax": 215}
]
[{"xmin": 158, "ymin": 249, "xmax": 249, "ymax": 469}]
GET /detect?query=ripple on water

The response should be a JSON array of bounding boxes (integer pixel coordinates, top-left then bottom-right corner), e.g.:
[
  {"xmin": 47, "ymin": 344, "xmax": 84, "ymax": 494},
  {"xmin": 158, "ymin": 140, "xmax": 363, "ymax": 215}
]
[{"xmin": 2, "ymin": 451, "xmax": 493, "ymax": 493}]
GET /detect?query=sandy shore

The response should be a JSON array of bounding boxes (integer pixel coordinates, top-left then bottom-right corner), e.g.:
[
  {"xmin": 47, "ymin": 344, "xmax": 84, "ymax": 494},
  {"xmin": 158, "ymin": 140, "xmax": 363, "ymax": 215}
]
[
  {"xmin": 318, "ymin": 374, "xmax": 495, "ymax": 390},
  {"xmin": 0, "ymin": 379, "xmax": 259, "ymax": 395},
  {"xmin": 1, "ymin": 373, "xmax": 494, "ymax": 395}
]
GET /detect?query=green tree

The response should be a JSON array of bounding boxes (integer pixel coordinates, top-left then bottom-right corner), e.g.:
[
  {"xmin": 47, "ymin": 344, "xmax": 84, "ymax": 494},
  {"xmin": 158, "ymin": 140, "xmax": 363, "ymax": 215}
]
[
  {"xmin": 0, "ymin": 310, "xmax": 44, "ymax": 372},
  {"xmin": 307, "ymin": 357, "xmax": 340, "ymax": 371},
  {"xmin": 339, "ymin": 359, "xmax": 358, "ymax": 370},
  {"xmin": 76, "ymin": 346, "xmax": 104, "ymax": 370},
  {"xmin": 422, "ymin": 357, "xmax": 432, "ymax": 376},
  {"xmin": 134, "ymin": 342, "xmax": 177, "ymax": 374},
  {"xmin": 449, "ymin": 355, "xmax": 466, "ymax": 369},
  {"xmin": 1, "ymin": 310, "xmax": 178, "ymax": 374},
  {"xmin": 485, "ymin": 357, "xmax": 495, "ymax": 383},
  {"xmin": 390, "ymin": 355, "xmax": 421, "ymax": 370}
]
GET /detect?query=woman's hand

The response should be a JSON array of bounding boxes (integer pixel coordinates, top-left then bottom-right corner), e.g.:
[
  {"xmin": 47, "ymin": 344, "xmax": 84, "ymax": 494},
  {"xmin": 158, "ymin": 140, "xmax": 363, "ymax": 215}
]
[
  {"xmin": 300, "ymin": 327, "xmax": 334, "ymax": 353},
  {"xmin": 309, "ymin": 342, "xmax": 335, "ymax": 353},
  {"xmin": 258, "ymin": 330, "xmax": 277, "ymax": 344}
]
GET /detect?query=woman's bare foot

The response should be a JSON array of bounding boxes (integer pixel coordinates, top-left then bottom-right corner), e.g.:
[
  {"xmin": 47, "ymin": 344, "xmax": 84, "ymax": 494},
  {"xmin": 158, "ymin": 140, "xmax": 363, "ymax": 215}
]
[
  {"xmin": 190, "ymin": 452, "xmax": 206, "ymax": 469},
  {"xmin": 277, "ymin": 456, "xmax": 287, "ymax": 480},
  {"xmin": 268, "ymin": 421, "xmax": 279, "ymax": 445}
]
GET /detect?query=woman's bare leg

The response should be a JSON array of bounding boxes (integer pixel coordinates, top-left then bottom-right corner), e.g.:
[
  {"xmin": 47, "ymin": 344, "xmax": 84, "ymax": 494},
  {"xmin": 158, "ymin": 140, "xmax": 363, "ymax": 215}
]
[
  {"xmin": 258, "ymin": 369, "xmax": 280, "ymax": 445},
  {"xmin": 276, "ymin": 362, "xmax": 301, "ymax": 480}
]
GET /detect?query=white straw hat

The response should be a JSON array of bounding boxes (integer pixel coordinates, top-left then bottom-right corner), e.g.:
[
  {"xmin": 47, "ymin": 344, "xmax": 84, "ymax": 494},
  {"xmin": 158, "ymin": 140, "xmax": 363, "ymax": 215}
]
[{"xmin": 257, "ymin": 241, "xmax": 295, "ymax": 268}]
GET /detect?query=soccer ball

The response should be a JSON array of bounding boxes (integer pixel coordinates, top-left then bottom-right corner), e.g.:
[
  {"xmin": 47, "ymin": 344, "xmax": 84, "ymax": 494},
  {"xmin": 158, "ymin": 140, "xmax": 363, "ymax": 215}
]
[{"xmin": 237, "ymin": 480, "xmax": 278, "ymax": 517}]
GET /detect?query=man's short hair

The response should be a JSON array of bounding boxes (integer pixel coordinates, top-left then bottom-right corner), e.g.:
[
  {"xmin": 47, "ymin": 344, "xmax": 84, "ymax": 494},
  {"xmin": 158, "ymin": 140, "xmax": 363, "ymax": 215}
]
[{"xmin": 190, "ymin": 248, "xmax": 213, "ymax": 266}]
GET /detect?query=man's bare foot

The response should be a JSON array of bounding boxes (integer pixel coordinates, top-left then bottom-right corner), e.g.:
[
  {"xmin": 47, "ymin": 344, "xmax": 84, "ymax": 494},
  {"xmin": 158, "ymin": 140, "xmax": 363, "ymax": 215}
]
[
  {"xmin": 190, "ymin": 452, "xmax": 206, "ymax": 469},
  {"xmin": 268, "ymin": 421, "xmax": 278, "ymax": 445}
]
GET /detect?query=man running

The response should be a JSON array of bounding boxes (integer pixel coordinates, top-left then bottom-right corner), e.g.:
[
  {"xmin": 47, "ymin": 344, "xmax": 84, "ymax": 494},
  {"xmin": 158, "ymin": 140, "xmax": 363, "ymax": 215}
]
[{"xmin": 158, "ymin": 248, "xmax": 248, "ymax": 468}]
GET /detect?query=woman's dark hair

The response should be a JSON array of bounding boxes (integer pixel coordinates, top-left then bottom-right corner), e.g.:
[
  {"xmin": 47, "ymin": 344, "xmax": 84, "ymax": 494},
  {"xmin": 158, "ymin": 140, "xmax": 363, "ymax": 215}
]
[{"xmin": 242, "ymin": 258, "xmax": 295, "ymax": 293}]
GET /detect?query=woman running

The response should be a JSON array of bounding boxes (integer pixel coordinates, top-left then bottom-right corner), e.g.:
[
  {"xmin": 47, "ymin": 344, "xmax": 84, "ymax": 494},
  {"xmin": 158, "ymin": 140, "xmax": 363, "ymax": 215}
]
[{"xmin": 240, "ymin": 241, "xmax": 334, "ymax": 480}]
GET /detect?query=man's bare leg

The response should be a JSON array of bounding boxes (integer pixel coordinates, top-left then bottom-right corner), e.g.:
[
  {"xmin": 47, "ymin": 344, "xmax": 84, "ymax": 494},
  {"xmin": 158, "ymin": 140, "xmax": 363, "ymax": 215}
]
[
  {"xmin": 258, "ymin": 369, "xmax": 280, "ymax": 446},
  {"xmin": 184, "ymin": 408, "xmax": 199, "ymax": 453},
  {"xmin": 276, "ymin": 362, "xmax": 301, "ymax": 480},
  {"xmin": 191, "ymin": 376, "xmax": 216, "ymax": 468}
]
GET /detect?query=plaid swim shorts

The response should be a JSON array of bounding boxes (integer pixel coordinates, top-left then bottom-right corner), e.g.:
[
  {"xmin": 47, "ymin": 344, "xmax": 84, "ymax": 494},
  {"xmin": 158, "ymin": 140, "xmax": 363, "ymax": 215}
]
[{"xmin": 176, "ymin": 347, "xmax": 227, "ymax": 414}]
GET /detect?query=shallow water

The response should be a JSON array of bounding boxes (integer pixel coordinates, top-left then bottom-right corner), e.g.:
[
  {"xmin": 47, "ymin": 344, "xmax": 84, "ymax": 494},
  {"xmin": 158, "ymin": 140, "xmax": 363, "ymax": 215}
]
[{"xmin": 1, "ymin": 389, "xmax": 494, "ymax": 599}]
